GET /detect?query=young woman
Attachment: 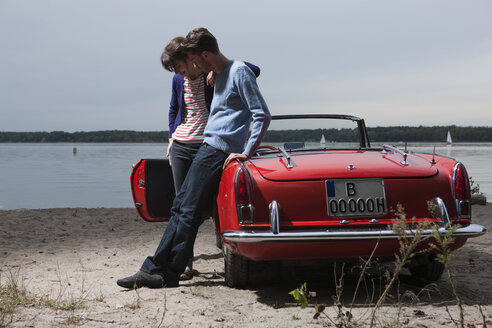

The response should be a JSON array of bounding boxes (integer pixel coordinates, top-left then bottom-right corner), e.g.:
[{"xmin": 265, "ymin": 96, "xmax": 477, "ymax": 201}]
[{"xmin": 161, "ymin": 37, "xmax": 260, "ymax": 279}]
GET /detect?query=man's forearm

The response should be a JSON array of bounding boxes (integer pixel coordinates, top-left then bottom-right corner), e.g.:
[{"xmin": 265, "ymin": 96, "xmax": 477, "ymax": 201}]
[{"xmin": 243, "ymin": 112, "xmax": 271, "ymax": 158}]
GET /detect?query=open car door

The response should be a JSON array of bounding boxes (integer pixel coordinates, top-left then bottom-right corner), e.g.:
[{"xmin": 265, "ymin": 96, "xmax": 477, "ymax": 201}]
[{"xmin": 130, "ymin": 159, "xmax": 174, "ymax": 222}]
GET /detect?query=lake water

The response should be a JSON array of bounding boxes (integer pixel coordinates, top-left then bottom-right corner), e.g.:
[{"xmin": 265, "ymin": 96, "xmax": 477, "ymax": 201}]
[{"xmin": 0, "ymin": 142, "xmax": 490, "ymax": 210}]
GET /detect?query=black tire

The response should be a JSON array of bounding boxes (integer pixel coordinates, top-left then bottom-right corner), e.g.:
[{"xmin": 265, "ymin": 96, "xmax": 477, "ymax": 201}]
[
  {"xmin": 223, "ymin": 247, "xmax": 248, "ymax": 288},
  {"xmin": 409, "ymin": 255, "xmax": 445, "ymax": 281}
]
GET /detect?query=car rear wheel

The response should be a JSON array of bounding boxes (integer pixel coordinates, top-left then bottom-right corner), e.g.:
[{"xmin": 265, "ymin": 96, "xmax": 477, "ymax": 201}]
[
  {"xmin": 409, "ymin": 255, "xmax": 445, "ymax": 281},
  {"xmin": 224, "ymin": 247, "xmax": 248, "ymax": 288}
]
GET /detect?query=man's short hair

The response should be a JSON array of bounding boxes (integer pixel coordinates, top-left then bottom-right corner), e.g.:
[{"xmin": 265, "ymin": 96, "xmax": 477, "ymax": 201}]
[
  {"xmin": 181, "ymin": 28, "xmax": 219, "ymax": 55},
  {"xmin": 161, "ymin": 36, "xmax": 187, "ymax": 72}
]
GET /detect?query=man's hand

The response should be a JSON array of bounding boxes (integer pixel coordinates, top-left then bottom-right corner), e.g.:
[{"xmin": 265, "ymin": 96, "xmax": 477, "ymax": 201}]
[{"xmin": 223, "ymin": 153, "xmax": 248, "ymax": 169}]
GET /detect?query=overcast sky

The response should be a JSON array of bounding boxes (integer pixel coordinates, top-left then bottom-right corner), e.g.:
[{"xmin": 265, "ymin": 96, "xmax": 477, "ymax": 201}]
[{"xmin": 1, "ymin": 0, "xmax": 491, "ymax": 132}]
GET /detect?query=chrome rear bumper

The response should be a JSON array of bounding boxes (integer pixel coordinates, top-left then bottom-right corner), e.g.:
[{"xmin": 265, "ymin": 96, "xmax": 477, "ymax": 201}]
[
  {"xmin": 222, "ymin": 223, "xmax": 486, "ymax": 243},
  {"xmin": 222, "ymin": 197, "xmax": 486, "ymax": 243}
]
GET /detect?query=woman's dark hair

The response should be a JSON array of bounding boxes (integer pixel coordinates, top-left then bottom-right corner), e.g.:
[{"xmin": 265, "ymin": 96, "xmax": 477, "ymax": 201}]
[
  {"xmin": 161, "ymin": 36, "xmax": 187, "ymax": 72},
  {"xmin": 181, "ymin": 28, "xmax": 219, "ymax": 55}
]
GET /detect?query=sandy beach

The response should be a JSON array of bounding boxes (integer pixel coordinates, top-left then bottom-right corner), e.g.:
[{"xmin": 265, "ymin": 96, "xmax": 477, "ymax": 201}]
[{"xmin": 1, "ymin": 204, "xmax": 491, "ymax": 327}]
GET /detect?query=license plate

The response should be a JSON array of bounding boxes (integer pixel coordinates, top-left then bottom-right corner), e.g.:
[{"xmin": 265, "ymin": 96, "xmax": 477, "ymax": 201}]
[{"xmin": 326, "ymin": 179, "xmax": 387, "ymax": 217}]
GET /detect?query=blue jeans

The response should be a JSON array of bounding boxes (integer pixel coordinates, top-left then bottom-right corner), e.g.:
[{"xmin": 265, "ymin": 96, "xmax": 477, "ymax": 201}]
[
  {"xmin": 141, "ymin": 143, "xmax": 228, "ymax": 283},
  {"xmin": 170, "ymin": 140, "xmax": 202, "ymax": 193}
]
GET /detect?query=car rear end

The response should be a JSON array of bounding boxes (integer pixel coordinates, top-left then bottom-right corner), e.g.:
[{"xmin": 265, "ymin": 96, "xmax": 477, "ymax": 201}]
[{"xmin": 217, "ymin": 148, "xmax": 484, "ymax": 263}]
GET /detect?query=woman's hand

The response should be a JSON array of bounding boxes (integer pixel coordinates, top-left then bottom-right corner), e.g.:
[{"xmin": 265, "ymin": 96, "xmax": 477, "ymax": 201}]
[
  {"xmin": 206, "ymin": 71, "xmax": 216, "ymax": 87},
  {"xmin": 167, "ymin": 139, "xmax": 173, "ymax": 166}
]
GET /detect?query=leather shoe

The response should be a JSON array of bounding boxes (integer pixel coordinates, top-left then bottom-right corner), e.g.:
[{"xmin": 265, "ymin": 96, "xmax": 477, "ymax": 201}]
[
  {"xmin": 117, "ymin": 270, "xmax": 166, "ymax": 289},
  {"xmin": 180, "ymin": 268, "xmax": 198, "ymax": 281}
]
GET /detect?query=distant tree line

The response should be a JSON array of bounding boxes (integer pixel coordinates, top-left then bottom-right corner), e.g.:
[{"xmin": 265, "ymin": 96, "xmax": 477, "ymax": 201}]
[
  {"xmin": 1, "ymin": 126, "xmax": 491, "ymax": 143},
  {"xmin": 367, "ymin": 126, "xmax": 492, "ymax": 142},
  {"xmin": 263, "ymin": 126, "xmax": 492, "ymax": 143},
  {"xmin": 0, "ymin": 130, "xmax": 168, "ymax": 143}
]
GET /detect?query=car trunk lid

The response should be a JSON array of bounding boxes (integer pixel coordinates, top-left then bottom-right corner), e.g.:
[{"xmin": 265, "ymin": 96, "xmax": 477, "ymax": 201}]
[{"xmin": 251, "ymin": 149, "xmax": 437, "ymax": 181}]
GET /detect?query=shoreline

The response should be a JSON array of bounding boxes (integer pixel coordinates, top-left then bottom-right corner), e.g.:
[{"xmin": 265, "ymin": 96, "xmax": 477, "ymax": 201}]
[{"xmin": 1, "ymin": 199, "xmax": 489, "ymax": 211}]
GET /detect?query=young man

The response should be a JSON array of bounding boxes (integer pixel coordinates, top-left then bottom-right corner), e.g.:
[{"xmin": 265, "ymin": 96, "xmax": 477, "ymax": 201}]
[
  {"xmin": 117, "ymin": 28, "xmax": 271, "ymax": 288},
  {"xmin": 161, "ymin": 36, "xmax": 260, "ymax": 280}
]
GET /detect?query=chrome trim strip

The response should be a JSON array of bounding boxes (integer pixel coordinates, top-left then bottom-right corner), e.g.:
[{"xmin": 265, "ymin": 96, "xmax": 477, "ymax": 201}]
[
  {"xmin": 222, "ymin": 224, "xmax": 486, "ymax": 243},
  {"xmin": 414, "ymin": 151, "xmax": 457, "ymax": 161},
  {"xmin": 430, "ymin": 197, "xmax": 450, "ymax": 228},
  {"xmin": 269, "ymin": 200, "xmax": 280, "ymax": 234}
]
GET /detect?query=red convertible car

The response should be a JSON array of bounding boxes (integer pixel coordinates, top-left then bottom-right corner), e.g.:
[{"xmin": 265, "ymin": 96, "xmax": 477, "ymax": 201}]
[{"xmin": 130, "ymin": 114, "xmax": 486, "ymax": 288}]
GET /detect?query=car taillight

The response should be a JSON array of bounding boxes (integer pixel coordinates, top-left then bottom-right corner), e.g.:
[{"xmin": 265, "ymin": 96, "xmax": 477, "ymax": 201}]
[
  {"xmin": 235, "ymin": 166, "xmax": 254, "ymax": 224},
  {"xmin": 453, "ymin": 162, "xmax": 471, "ymax": 219}
]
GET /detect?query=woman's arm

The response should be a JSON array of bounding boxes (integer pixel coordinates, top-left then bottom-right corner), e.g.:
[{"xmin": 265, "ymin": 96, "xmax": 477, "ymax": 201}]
[{"xmin": 168, "ymin": 74, "xmax": 180, "ymax": 139}]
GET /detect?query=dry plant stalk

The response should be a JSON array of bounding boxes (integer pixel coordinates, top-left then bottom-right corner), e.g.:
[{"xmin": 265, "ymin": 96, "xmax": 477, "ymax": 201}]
[
  {"xmin": 430, "ymin": 222, "xmax": 464, "ymax": 327},
  {"xmin": 289, "ymin": 202, "xmax": 471, "ymax": 327},
  {"xmin": 369, "ymin": 204, "xmax": 432, "ymax": 328}
]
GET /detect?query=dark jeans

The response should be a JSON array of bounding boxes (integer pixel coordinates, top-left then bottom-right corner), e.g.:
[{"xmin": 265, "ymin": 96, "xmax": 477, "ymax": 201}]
[
  {"xmin": 141, "ymin": 143, "xmax": 228, "ymax": 283},
  {"xmin": 170, "ymin": 140, "xmax": 202, "ymax": 193},
  {"xmin": 169, "ymin": 140, "xmax": 202, "ymax": 269}
]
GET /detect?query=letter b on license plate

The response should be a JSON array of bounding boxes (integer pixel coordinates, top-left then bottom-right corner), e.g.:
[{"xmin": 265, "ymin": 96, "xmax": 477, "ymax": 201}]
[{"xmin": 326, "ymin": 179, "xmax": 387, "ymax": 217}]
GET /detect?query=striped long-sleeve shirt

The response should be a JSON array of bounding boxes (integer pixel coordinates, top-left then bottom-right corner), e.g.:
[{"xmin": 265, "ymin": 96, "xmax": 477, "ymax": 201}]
[{"xmin": 172, "ymin": 75, "xmax": 208, "ymax": 143}]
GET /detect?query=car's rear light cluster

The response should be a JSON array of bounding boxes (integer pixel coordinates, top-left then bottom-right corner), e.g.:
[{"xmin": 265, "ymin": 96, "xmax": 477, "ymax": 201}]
[
  {"xmin": 453, "ymin": 162, "xmax": 471, "ymax": 219},
  {"xmin": 235, "ymin": 166, "xmax": 254, "ymax": 224}
]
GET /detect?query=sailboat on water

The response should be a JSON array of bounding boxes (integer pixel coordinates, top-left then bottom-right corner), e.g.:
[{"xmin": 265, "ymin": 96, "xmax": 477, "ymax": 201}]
[
  {"xmin": 320, "ymin": 134, "xmax": 326, "ymax": 145},
  {"xmin": 446, "ymin": 130, "xmax": 453, "ymax": 144}
]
